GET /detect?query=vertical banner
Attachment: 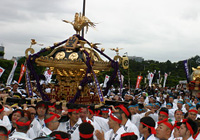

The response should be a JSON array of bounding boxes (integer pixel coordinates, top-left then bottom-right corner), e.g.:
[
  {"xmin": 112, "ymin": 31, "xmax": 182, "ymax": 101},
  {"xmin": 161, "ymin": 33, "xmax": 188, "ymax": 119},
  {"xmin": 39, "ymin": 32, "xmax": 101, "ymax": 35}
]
[
  {"xmin": 121, "ymin": 74, "xmax": 124, "ymax": 86},
  {"xmin": 18, "ymin": 64, "xmax": 26, "ymax": 83},
  {"xmin": 117, "ymin": 70, "xmax": 123, "ymax": 95},
  {"xmin": 25, "ymin": 63, "xmax": 33, "ymax": 96},
  {"xmin": 183, "ymin": 60, "xmax": 190, "ymax": 83},
  {"xmin": 163, "ymin": 73, "xmax": 168, "ymax": 87},
  {"xmin": 0, "ymin": 66, "xmax": 5, "ymax": 78},
  {"xmin": 6, "ymin": 59, "xmax": 18, "ymax": 86},
  {"xmin": 44, "ymin": 68, "xmax": 53, "ymax": 84},
  {"xmin": 149, "ymin": 72, "xmax": 154, "ymax": 86},
  {"xmin": 103, "ymin": 75, "xmax": 110, "ymax": 88},
  {"xmin": 157, "ymin": 71, "xmax": 161, "ymax": 84},
  {"xmin": 92, "ymin": 70, "xmax": 104, "ymax": 103},
  {"xmin": 136, "ymin": 76, "xmax": 143, "ymax": 89}
]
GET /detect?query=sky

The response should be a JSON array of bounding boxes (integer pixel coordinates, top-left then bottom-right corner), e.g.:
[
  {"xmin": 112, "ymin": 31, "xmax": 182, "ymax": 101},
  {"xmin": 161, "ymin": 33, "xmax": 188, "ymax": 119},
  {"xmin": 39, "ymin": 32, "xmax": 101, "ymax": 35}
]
[{"xmin": 0, "ymin": 0, "xmax": 200, "ymax": 62}]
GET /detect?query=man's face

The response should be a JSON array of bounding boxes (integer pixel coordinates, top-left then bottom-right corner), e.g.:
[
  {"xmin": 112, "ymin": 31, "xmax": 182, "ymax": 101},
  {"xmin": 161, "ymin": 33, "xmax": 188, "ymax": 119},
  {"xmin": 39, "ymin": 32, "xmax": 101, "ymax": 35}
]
[
  {"xmin": 69, "ymin": 111, "xmax": 80, "ymax": 123},
  {"xmin": 185, "ymin": 104, "xmax": 190, "ymax": 111},
  {"xmin": 108, "ymin": 118, "xmax": 115, "ymax": 129},
  {"xmin": 188, "ymin": 112, "xmax": 197, "ymax": 121},
  {"xmin": 149, "ymin": 97, "xmax": 154, "ymax": 103},
  {"xmin": 27, "ymin": 107, "xmax": 36, "ymax": 121},
  {"xmin": 12, "ymin": 84, "xmax": 18, "ymax": 90},
  {"xmin": 166, "ymin": 105, "xmax": 172, "ymax": 109},
  {"xmin": 173, "ymin": 127, "xmax": 180, "ymax": 138},
  {"xmin": 179, "ymin": 124, "xmax": 188, "ymax": 137},
  {"xmin": 158, "ymin": 114, "xmax": 168, "ymax": 121},
  {"xmin": 194, "ymin": 99, "xmax": 199, "ymax": 104},
  {"xmin": 79, "ymin": 108, "xmax": 87, "ymax": 121},
  {"xmin": 87, "ymin": 111, "xmax": 93, "ymax": 120},
  {"xmin": 128, "ymin": 107, "xmax": 135, "ymax": 115},
  {"xmin": 51, "ymin": 117, "xmax": 60, "ymax": 130},
  {"xmin": 174, "ymin": 112, "xmax": 182, "ymax": 122},
  {"xmin": 139, "ymin": 97, "xmax": 145, "ymax": 103},
  {"xmin": 198, "ymin": 107, "xmax": 200, "ymax": 114},
  {"xmin": 156, "ymin": 123, "xmax": 170, "ymax": 139},
  {"xmin": 37, "ymin": 106, "xmax": 46, "ymax": 117},
  {"xmin": 139, "ymin": 123, "xmax": 145, "ymax": 134},
  {"xmin": 48, "ymin": 107, "xmax": 56, "ymax": 114},
  {"xmin": 177, "ymin": 103, "xmax": 182, "ymax": 109},
  {"xmin": 101, "ymin": 112, "xmax": 109, "ymax": 119},
  {"xmin": 169, "ymin": 97, "xmax": 174, "ymax": 103}
]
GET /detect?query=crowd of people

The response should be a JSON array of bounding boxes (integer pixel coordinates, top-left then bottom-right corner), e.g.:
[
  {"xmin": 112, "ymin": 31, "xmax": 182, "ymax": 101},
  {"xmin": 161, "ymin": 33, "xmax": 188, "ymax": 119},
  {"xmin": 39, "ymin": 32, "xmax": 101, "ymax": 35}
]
[{"xmin": 0, "ymin": 80, "xmax": 200, "ymax": 140}]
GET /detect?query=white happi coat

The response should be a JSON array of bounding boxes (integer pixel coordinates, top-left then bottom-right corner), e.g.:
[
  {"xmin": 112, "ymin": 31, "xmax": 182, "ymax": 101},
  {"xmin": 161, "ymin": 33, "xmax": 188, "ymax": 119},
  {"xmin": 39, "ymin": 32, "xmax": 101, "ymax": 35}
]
[
  {"xmin": 57, "ymin": 118, "xmax": 82, "ymax": 140},
  {"xmin": 9, "ymin": 132, "xmax": 32, "ymax": 140},
  {"xmin": 105, "ymin": 126, "xmax": 126, "ymax": 140},
  {"xmin": 31, "ymin": 118, "xmax": 42, "ymax": 137},
  {"xmin": 39, "ymin": 126, "xmax": 52, "ymax": 137},
  {"xmin": 93, "ymin": 116, "xmax": 109, "ymax": 133},
  {"xmin": 140, "ymin": 134, "xmax": 157, "ymax": 140},
  {"xmin": 27, "ymin": 127, "xmax": 37, "ymax": 139},
  {"xmin": 131, "ymin": 113, "xmax": 145, "ymax": 128},
  {"xmin": 124, "ymin": 119, "xmax": 140, "ymax": 140},
  {"xmin": 194, "ymin": 132, "xmax": 200, "ymax": 140},
  {"xmin": 0, "ymin": 115, "xmax": 12, "ymax": 131}
]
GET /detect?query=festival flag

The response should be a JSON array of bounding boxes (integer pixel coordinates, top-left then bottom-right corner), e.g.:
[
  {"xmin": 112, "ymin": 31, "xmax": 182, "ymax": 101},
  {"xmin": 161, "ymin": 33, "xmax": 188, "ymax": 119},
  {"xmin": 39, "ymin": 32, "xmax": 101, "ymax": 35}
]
[
  {"xmin": 117, "ymin": 70, "xmax": 123, "ymax": 95},
  {"xmin": 25, "ymin": 63, "xmax": 33, "ymax": 96},
  {"xmin": 44, "ymin": 68, "xmax": 53, "ymax": 84},
  {"xmin": 6, "ymin": 59, "xmax": 18, "ymax": 86},
  {"xmin": 18, "ymin": 64, "xmax": 26, "ymax": 83},
  {"xmin": 136, "ymin": 76, "xmax": 143, "ymax": 89},
  {"xmin": 183, "ymin": 60, "xmax": 190, "ymax": 83},
  {"xmin": 103, "ymin": 75, "xmax": 110, "ymax": 88},
  {"xmin": 149, "ymin": 72, "xmax": 154, "ymax": 86},
  {"xmin": 0, "ymin": 66, "xmax": 5, "ymax": 78},
  {"xmin": 121, "ymin": 74, "xmax": 124, "ymax": 85},
  {"xmin": 157, "ymin": 71, "xmax": 161, "ymax": 84},
  {"xmin": 163, "ymin": 73, "xmax": 168, "ymax": 87},
  {"xmin": 92, "ymin": 70, "xmax": 104, "ymax": 103}
]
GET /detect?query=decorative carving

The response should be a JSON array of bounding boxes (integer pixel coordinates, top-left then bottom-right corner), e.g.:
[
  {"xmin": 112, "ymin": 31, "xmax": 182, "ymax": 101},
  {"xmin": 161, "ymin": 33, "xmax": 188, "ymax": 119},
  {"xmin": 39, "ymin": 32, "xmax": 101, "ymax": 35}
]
[{"xmin": 63, "ymin": 12, "xmax": 95, "ymax": 34}]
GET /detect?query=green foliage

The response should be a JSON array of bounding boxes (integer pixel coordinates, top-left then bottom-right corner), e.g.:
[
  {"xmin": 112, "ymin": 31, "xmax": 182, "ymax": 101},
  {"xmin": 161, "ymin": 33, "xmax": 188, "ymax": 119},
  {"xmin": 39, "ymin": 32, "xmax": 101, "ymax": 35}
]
[
  {"xmin": 98, "ymin": 55, "xmax": 200, "ymax": 88},
  {"xmin": 0, "ymin": 51, "xmax": 5, "ymax": 56}
]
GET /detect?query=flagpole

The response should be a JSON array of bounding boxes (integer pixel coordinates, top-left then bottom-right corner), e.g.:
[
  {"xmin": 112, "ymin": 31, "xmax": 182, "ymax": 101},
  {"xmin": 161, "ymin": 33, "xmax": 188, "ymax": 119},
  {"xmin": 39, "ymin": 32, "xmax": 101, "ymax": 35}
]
[{"xmin": 81, "ymin": 0, "xmax": 86, "ymax": 38}]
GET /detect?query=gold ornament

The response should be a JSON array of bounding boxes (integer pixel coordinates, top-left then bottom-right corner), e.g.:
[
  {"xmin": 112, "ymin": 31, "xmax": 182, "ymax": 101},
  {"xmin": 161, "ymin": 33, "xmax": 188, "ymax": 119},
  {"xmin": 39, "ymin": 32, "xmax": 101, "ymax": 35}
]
[
  {"xmin": 78, "ymin": 86, "xmax": 82, "ymax": 90},
  {"xmin": 46, "ymin": 46, "xmax": 51, "ymax": 50},
  {"xmin": 101, "ymin": 48, "xmax": 105, "ymax": 52},
  {"xmin": 63, "ymin": 12, "xmax": 96, "ymax": 35},
  {"xmin": 68, "ymin": 52, "xmax": 79, "ymax": 60},
  {"xmin": 55, "ymin": 51, "xmax": 65, "ymax": 60},
  {"xmin": 93, "ymin": 56, "xmax": 98, "ymax": 61}
]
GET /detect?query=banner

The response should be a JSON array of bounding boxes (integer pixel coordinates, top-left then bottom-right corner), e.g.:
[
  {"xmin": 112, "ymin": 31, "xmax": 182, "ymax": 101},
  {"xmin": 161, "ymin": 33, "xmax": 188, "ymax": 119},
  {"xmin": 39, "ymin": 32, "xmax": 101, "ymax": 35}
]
[
  {"xmin": 121, "ymin": 74, "xmax": 124, "ymax": 86},
  {"xmin": 136, "ymin": 76, "xmax": 143, "ymax": 89},
  {"xmin": 103, "ymin": 75, "xmax": 110, "ymax": 88},
  {"xmin": 157, "ymin": 71, "xmax": 161, "ymax": 84},
  {"xmin": 92, "ymin": 70, "xmax": 104, "ymax": 103},
  {"xmin": 6, "ymin": 59, "xmax": 18, "ymax": 86},
  {"xmin": 149, "ymin": 72, "xmax": 154, "ymax": 86},
  {"xmin": 183, "ymin": 60, "xmax": 190, "ymax": 83},
  {"xmin": 0, "ymin": 66, "xmax": 5, "ymax": 78},
  {"xmin": 18, "ymin": 64, "xmax": 26, "ymax": 83},
  {"xmin": 163, "ymin": 73, "xmax": 168, "ymax": 87},
  {"xmin": 25, "ymin": 63, "xmax": 33, "ymax": 96},
  {"xmin": 44, "ymin": 68, "xmax": 53, "ymax": 84},
  {"xmin": 117, "ymin": 70, "xmax": 123, "ymax": 95}
]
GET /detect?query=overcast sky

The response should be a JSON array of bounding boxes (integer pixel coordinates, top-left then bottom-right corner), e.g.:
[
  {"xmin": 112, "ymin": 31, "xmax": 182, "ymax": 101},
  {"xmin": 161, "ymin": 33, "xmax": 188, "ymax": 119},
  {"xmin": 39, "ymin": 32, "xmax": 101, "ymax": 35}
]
[{"xmin": 0, "ymin": 0, "xmax": 200, "ymax": 62}]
